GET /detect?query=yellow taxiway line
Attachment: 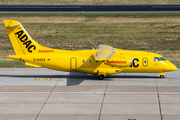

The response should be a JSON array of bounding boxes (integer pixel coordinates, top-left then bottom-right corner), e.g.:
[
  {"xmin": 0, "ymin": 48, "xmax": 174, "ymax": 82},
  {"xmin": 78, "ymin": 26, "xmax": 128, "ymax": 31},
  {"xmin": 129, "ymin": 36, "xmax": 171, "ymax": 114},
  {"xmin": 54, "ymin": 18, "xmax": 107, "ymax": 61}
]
[{"xmin": 35, "ymin": 78, "xmax": 51, "ymax": 81}]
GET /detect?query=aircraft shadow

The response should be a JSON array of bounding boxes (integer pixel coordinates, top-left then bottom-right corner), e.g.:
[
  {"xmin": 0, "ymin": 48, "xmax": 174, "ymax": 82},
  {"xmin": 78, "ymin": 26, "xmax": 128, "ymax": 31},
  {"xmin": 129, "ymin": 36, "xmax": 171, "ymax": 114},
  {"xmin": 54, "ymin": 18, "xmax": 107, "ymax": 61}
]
[
  {"xmin": 106, "ymin": 75, "xmax": 159, "ymax": 78},
  {"xmin": 0, "ymin": 72, "xmax": 160, "ymax": 86},
  {"xmin": 0, "ymin": 74, "xmax": 159, "ymax": 79}
]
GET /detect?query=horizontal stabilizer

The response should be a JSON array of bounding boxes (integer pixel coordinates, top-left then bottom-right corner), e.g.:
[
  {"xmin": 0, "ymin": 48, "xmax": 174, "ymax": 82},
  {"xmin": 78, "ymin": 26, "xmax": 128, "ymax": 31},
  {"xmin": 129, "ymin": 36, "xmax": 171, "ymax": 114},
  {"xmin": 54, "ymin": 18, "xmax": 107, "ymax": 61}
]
[{"xmin": 4, "ymin": 20, "xmax": 20, "ymax": 27}]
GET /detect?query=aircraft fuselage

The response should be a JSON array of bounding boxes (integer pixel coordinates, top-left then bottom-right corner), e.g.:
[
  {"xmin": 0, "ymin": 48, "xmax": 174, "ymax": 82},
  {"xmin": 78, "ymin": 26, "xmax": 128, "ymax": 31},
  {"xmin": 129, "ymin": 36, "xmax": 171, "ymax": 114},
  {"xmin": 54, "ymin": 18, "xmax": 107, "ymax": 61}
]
[{"xmin": 8, "ymin": 49, "xmax": 177, "ymax": 77}]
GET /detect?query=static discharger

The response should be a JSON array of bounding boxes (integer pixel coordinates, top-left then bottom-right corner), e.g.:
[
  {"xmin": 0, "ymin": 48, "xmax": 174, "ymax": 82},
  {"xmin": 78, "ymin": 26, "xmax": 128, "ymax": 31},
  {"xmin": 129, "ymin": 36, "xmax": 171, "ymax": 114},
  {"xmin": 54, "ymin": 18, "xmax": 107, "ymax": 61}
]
[{"xmin": 35, "ymin": 78, "xmax": 51, "ymax": 81}]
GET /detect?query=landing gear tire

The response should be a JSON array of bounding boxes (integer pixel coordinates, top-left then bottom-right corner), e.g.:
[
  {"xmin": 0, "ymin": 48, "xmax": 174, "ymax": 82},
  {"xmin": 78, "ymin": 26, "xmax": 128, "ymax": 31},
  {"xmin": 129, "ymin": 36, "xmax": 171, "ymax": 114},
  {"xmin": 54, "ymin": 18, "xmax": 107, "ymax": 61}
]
[
  {"xmin": 98, "ymin": 75, "xmax": 104, "ymax": 80},
  {"xmin": 160, "ymin": 75, "xmax": 164, "ymax": 79}
]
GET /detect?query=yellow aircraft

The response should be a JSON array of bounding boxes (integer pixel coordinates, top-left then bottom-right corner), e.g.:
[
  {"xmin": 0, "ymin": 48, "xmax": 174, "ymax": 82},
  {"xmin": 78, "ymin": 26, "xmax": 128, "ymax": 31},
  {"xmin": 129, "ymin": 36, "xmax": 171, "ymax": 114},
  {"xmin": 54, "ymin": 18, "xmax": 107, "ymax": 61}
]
[{"xmin": 4, "ymin": 20, "xmax": 177, "ymax": 80}]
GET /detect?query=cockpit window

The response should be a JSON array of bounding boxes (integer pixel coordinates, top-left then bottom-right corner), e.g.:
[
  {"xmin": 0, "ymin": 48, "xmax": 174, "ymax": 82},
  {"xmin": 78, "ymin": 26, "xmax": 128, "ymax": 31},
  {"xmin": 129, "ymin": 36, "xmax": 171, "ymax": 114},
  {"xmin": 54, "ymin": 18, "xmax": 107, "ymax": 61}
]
[
  {"xmin": 154, "ymin": 57, "xmax": 166, "ymax": 62},
  {"xmin": 154, "ymin": 57, "xmax": 160, "ymax": 61},
  {"xmin": 160, "ymin": 57, "xmax": 166, "ymax": 61}
]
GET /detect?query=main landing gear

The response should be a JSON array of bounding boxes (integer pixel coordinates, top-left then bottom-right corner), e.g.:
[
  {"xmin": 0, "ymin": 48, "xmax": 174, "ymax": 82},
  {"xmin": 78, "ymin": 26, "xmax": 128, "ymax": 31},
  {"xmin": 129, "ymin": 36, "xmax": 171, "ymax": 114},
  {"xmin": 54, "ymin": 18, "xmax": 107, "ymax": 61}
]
[{"xmin": 98, "ymin": 75, "xmax": 104, "ymax": 80}]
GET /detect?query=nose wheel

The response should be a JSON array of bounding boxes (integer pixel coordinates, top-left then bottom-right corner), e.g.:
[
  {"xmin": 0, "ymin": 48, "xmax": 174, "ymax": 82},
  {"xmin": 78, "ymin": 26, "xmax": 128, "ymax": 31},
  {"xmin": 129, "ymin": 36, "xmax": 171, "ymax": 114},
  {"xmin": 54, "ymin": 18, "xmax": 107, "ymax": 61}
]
[
  {"xmin": 98, "ymin": 75, "xmax": 104, "ymax": 80},
  {"xmin": 158, "ymin": 72, "xmax": 164, "ymax": 79},
  {"xmin": 160, "ymin": 75, "xmax": 164, "ymax": 79}
]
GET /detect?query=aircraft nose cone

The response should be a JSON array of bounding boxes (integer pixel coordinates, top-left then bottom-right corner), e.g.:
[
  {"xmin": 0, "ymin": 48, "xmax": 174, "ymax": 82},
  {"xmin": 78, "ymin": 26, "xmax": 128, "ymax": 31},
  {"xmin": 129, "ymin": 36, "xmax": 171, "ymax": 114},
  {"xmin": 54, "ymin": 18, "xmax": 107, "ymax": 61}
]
[
  {"xmin": 171, "ymin": 65, "xmax": 177, "ymax": 71},
  {"xmin": 167, "ymin": 63, "xmax": 177, "ymax": 71},
  {"xmin": 163, "ymin": 61, "xmax": 177, "ymax": 72}
]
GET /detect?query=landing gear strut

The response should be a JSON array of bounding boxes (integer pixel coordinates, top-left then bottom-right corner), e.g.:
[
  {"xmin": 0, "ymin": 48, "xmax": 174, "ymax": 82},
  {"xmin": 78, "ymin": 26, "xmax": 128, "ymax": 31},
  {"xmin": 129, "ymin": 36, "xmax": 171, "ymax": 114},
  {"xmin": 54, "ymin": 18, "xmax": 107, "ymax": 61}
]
[
  {"xmin": 160, "ymin": 75, "xmax": 164, "ymax": 79},
  {"xmin": 158, "ymin": 72, "xmax": 164, "ymax": 79},
  {"xmin": 98, "ymin": 75, "xmax": 104, "ymax": 80}
]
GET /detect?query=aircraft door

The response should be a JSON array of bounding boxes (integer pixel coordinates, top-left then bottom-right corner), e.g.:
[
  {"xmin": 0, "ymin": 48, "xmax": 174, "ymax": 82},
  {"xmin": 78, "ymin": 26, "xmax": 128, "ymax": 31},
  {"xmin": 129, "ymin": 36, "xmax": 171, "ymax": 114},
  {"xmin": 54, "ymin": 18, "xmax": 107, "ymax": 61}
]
[
  {"xmin": 70, "ymin": 57, "xmax": 77, "ymax": 70},
  {"xmin": 142, "ymin": 58, "xmax": 148, "ymax": 67}
]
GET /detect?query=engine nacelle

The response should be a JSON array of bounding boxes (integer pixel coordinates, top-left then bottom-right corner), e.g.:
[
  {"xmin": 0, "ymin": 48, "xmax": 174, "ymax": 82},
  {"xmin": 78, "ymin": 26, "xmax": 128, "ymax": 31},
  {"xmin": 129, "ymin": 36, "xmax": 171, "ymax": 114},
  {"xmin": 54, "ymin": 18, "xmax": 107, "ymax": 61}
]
[{"xmin": 104, "ymin": 58, "xmax": 130, "ymax": 67}]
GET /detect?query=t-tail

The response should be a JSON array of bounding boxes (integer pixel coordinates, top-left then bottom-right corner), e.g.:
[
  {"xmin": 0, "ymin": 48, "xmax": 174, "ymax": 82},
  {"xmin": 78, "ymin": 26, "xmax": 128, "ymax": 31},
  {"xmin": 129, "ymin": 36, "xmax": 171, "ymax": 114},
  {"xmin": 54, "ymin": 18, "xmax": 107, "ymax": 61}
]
[{"xmin": 4, "ymin": 20, "xmax": 52, "ymax": 55}]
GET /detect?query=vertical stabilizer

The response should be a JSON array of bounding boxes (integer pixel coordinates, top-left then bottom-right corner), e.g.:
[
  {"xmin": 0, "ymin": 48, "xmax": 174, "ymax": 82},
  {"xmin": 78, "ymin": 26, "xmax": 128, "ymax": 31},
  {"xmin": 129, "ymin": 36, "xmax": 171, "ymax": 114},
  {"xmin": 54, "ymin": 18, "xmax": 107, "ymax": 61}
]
[{"xmin": 4, "ymin": 20, "xmax": 43, "ymax": 55}]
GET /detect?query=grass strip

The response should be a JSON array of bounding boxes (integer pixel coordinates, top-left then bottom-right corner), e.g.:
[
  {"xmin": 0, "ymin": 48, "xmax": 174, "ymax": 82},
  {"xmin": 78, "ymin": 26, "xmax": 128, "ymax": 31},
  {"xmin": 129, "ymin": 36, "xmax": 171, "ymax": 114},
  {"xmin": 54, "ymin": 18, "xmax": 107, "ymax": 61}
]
[{"xmin": 0, "ymin": 61, "xmax": 30, "ymax": 68}]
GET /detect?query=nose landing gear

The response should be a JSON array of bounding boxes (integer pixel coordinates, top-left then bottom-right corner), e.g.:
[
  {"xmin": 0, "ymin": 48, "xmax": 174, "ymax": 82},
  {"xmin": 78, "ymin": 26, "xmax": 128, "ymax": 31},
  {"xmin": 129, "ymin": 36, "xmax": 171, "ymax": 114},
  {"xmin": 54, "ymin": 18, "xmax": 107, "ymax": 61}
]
[
  {"xmin": 160, "ymin": 75, "xmax": 164, "ymax": 79},
  {"xmin": 158, "ymin": 72, "xmax": 164, "ymax": 79}
]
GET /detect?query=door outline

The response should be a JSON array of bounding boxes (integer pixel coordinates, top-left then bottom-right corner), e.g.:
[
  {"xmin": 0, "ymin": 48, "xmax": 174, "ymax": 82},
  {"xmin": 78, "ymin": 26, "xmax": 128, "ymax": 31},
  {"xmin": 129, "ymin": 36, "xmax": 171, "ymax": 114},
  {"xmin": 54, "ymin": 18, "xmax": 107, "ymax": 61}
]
[
  {"xmin": 70, "ymin": 57, "xmax": 77, "ymax": 70},
  {"xmin": 142, "ymin": 58, "xmax": 148, "ymax": 67}
]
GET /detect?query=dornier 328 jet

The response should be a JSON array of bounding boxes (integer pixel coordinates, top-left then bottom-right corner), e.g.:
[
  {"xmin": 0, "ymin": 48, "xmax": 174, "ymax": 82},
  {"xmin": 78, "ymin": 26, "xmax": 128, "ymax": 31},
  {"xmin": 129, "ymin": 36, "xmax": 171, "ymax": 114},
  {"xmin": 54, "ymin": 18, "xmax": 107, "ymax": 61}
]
[{"xmin": 4, "ymin": 20, "xmax": 177, "ymax": 80}]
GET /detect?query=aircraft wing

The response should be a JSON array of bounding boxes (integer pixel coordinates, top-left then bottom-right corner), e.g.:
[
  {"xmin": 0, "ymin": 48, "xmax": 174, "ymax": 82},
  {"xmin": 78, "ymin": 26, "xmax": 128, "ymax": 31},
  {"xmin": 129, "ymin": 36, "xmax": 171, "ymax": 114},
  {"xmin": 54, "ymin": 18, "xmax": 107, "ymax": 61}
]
[{"xmin": 94, "ymin": 45, "xmax": 115, "ymax": 61}]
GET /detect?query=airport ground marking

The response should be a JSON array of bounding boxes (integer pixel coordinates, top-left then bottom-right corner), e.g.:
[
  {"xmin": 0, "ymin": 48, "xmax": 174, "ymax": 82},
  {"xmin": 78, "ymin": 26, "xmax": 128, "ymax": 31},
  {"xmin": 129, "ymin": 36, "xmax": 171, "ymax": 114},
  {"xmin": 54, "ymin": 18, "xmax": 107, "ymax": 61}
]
[{"xmin": 35, "ymin": 78, "xmax": 51, "ymax": 81}]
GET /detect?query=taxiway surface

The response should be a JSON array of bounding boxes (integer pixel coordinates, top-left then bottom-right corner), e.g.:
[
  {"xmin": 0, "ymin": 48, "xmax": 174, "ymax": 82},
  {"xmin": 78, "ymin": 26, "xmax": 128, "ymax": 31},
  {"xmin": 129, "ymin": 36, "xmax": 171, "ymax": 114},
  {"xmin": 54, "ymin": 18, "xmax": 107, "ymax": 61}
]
[{"xmin": 0, "ymin": 68, "xmax": 179, "ymax": 120}]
